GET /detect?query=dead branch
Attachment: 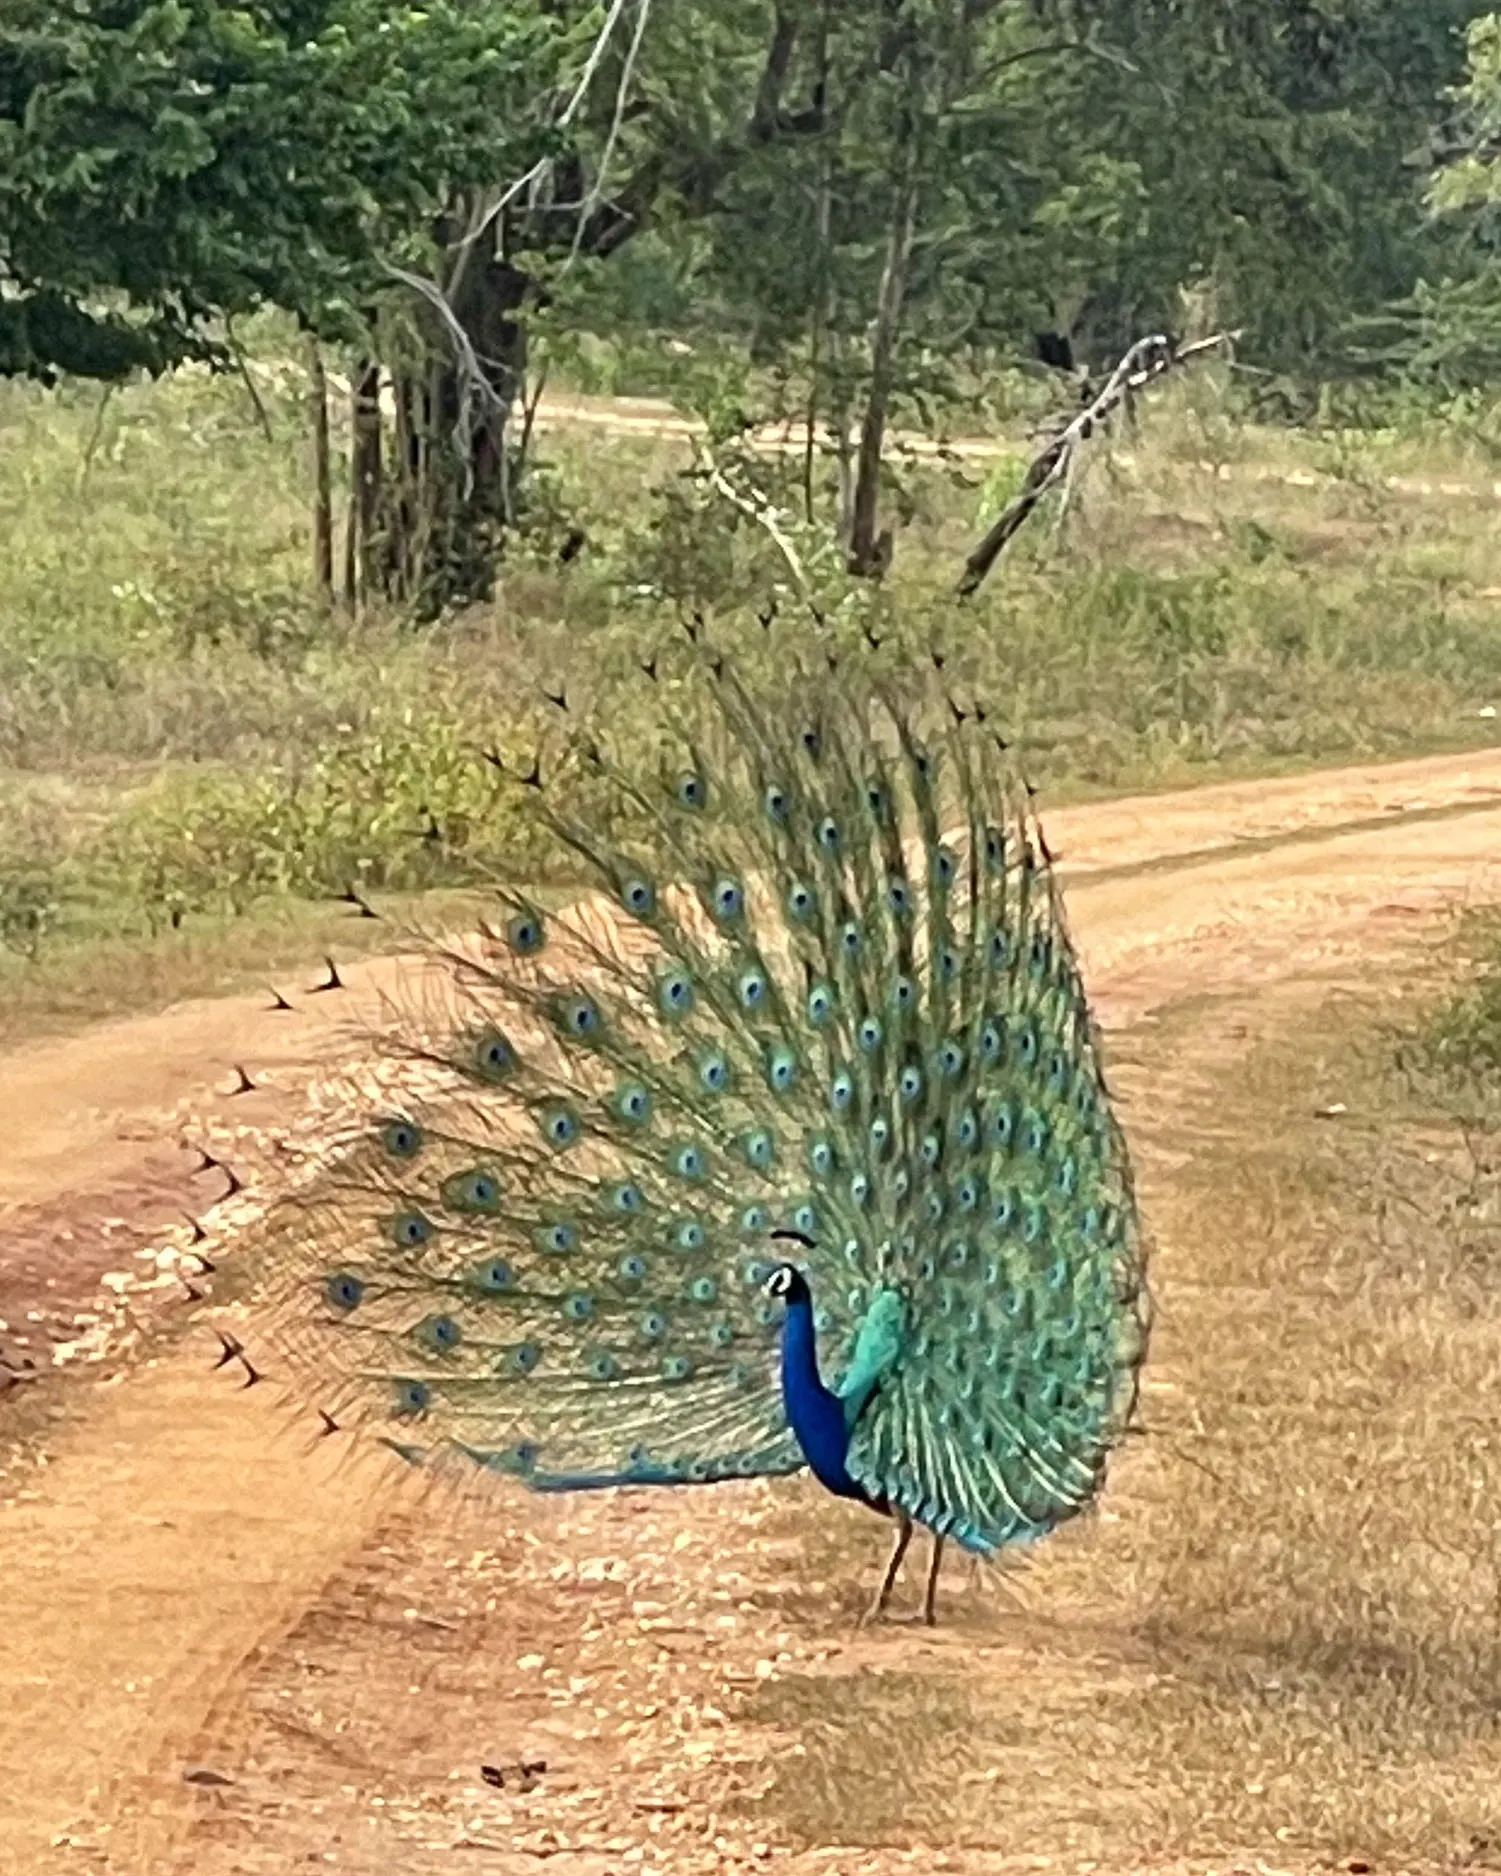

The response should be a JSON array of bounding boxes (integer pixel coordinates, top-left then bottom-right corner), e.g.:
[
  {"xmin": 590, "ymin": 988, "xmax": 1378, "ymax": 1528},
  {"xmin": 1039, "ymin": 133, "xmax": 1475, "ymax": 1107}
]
[
  {"xmin": 696, "ymin": 444, "xmax": 811, "ymax": 598},
  {"xmin": 564, "ymin": 0, "xmax": 654, "ymax": 274},
  {"xmin": 225, "ymin": 315, "xmax": 274, "ymax": 442},
  {"xmin": 955, "ymin": 329, "xmax": 1239, "ymax": 600},
  {"xmin": 511, "ymin": 356, "xmax": 552, "ymax": 521},
  {"xmin": 76, "ymin": 381, "xmax": 115, "ymax": 494},
  {"xmin": 456, "ymin": 0, "xmax": 639, "ymax": 279},
  {"xmin": 382, "ymin": 262, "xmax": 512, "ymax": 504}
]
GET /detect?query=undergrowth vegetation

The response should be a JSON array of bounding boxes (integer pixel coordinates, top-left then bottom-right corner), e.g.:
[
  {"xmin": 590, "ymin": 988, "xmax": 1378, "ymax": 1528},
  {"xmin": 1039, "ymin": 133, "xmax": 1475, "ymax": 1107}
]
[
  {"xmin": 1429, "ymin": 907, "xmax": 1501, "ymax": 1079},
  {"xmin": 2, "ymin": 340, "xmax": 1500, "ymax": 1015}
]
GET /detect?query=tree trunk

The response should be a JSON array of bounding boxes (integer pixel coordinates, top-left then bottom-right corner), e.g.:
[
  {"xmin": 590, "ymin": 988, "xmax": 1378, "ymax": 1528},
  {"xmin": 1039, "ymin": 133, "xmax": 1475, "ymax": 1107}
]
[
  {"xmin": 374, "ymin": 248, "xmax": 532, "ymax": 617},
  {"xmin": 803, "ymin": 22, "xmax": 833, "ymax": 529},
  {"xmin": 846, "ymin": 162, "xmax": 919, "ymax": 577},
  {"xmin": 832, "ymin": 391, "xmax": 856, "ymax": 548},
  {"xmin": 307, "ymin": 339, "xmax": 334, "ymax": 600},
  {"xmin": 341, "ymin": 377, "xmax": 359, "ymax": 610},
  {"xmin": 350, "ymin": 360, "xmax": 383, "ymax": 608},
  {"xmin": 384, "ymin": 372, "xmax": 418, "ymax": 600}
]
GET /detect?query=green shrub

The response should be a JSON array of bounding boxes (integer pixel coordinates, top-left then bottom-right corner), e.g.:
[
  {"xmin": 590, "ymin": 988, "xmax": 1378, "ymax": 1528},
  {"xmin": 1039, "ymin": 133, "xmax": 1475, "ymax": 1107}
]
[
  {"xmin": 1428, "ymin": 909, "xmax": 1501, "ymax": 1078},
  {"xmin": 0, "ymin": 855, "xmax": 61, "ymax": 959},
  {"xmin": 95, "ymin": 705, "xmax": 546, "ymax": 929}
]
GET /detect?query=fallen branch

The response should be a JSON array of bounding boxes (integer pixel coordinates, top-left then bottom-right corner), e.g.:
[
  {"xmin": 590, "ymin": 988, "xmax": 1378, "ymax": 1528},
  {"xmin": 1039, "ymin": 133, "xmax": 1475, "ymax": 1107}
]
[{"xmin": 955, "ymin": 329, "xmax": 1239, "ymax": 600}]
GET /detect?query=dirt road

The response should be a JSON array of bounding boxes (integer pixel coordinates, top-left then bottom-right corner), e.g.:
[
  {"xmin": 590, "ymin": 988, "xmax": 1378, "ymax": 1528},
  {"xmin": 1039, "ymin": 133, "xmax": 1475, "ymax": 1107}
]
[
  {"xmin": 2, "ymin": 745, "xmax": 1499, "ymax": 1875},
  {"xmin": 527, "ymin": 389, "xmax": 1501, "ymax": 503}
]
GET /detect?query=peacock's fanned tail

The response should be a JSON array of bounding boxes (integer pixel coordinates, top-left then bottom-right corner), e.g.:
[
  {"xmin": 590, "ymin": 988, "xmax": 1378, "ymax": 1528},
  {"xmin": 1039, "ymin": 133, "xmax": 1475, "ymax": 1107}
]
[{"xmin": 254, "ymin": 633, "xmax": 1149, "ymax": 1548}]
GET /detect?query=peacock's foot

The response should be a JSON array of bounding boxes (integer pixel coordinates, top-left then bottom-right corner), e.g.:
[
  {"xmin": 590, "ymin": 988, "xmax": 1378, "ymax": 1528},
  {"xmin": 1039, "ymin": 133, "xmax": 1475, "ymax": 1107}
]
[{"xmin": 856, "ymin": 1596, "xmax": 941, "ymax": 1629}]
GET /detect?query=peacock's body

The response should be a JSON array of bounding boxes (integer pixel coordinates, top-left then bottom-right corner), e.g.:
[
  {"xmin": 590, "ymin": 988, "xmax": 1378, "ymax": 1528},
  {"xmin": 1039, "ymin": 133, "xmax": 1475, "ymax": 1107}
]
[{"xmin": 255, "ymin": 634, "xmax": 1149, "ymax": 1623}]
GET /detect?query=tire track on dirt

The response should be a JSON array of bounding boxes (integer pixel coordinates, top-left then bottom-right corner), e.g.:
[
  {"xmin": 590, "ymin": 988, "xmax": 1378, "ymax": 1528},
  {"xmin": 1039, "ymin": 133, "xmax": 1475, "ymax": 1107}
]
[{"xmin": 1, "ymin": 745, "xmax": 1498, "ymax": 1873}]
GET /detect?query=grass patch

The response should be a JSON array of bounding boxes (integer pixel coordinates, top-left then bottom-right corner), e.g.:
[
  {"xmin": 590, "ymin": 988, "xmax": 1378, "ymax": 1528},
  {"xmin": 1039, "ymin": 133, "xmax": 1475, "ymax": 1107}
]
[
  {"xmin": 0, "ymin": 885, "xmax": 492, "ymax": 1050},
  {"xmin": 738, "ymin": 948, "xmax": 1501, "ymax": 1866}
]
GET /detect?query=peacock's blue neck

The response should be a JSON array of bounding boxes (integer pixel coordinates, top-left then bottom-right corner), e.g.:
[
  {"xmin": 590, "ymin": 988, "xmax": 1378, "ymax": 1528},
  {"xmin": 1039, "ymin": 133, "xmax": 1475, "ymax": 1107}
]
[{"xmin": 779, "ymin": 1288, "xmax": 869, "ymax": 1505}]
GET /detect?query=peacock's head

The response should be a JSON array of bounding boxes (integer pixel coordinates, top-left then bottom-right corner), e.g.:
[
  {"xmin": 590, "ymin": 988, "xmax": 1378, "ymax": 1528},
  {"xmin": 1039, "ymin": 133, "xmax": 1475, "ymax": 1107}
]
[
  {"xmin": 765, "ymin": 1232, "xmax": 814, "ymax": 1306},
  {"xmin": 763, "ymin": 1262, "xmax": 810, "ymax": 1306}
]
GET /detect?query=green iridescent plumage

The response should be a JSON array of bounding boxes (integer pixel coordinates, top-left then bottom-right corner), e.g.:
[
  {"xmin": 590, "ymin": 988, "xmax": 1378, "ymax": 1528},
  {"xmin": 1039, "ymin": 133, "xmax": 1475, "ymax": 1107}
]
[{"xmin": 261, "ymin": 636, "xmax": 1149, "ymax": 1552}]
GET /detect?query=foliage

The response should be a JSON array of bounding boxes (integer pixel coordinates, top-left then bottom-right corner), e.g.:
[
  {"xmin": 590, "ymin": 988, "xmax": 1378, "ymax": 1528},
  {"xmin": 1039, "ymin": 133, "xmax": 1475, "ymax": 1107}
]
[
  {"xmin": 591, "ymin": 0, "xmax": 1480, "ymax": 404},
  {"xmin": 0, "ymin": 0, "xmax": 565, "ymax": 377},
  {"xmin": 97, "ymin": 703, "xmax": 540, "ymax": 928},
  {"xmin": 1427, "ymin": 906, "xmax": 1501, "ymax": 1076},
  {"xmin": 1062, "ymin": 0, "xmax": 1477, "ymax": 366},
  {"xmin": 1429, "ymin": 12, "xmax": 1501, "ymax": 224},
  {"xmin": 1365, "ymin": 12, "xmax": 1501, "ymax": 401},
  {"xmin": 0, "ymin": 843, "xmax": 61, "ymax": 959}
]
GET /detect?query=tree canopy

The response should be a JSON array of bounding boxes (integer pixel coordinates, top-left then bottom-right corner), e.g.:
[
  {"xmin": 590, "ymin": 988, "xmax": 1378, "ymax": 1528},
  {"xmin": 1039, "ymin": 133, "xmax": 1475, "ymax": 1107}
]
[
  {"xmin": 0, "ymin": 0, "xmax": 564, "ymax": 378},
  {"xmin": 2, "ymin": 0, "xmax": 1493, "ymax": 599}
]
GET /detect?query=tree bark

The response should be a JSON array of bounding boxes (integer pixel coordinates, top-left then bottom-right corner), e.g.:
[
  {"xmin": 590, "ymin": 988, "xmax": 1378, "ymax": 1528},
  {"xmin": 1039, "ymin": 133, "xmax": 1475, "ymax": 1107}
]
[
  {"xmin": 804, "ymin": 15, "xmax": 834, "ymax": 530},
  {"xmin": 306, "ymin": 339, "xmax": 333, "ymax": 600},
  {"xmin": 845, "ymin": 161, "xmax": 919, "ymax": 576},
  {"xmin": 350, "ymin": 359, "xmax": 383, "ymax": 609},
  {"xmin": 341, "ymin": 378, "xmax": 359, "ymax": 610},
  {"xmin": 379, "ymin": 248, "xmax": 531, "ymax": 616}
]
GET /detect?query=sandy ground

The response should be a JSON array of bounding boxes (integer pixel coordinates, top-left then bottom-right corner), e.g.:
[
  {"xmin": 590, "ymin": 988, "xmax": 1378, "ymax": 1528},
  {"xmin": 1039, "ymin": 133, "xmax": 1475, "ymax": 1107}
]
[{"xmin": 2, "ymin": 745, "xmax": 1500, "ymax": 1875}]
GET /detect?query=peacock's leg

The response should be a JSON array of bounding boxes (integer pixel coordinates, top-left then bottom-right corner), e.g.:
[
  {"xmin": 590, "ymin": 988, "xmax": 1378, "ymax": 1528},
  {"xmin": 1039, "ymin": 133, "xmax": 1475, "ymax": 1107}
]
[
  {"xmin": 921, "ymin": 1534, "xmax": 945, "ymax": 1627},
  {"xmin": 861, "ymin": 1511, "xmax": 914, "ymax": 1626}
]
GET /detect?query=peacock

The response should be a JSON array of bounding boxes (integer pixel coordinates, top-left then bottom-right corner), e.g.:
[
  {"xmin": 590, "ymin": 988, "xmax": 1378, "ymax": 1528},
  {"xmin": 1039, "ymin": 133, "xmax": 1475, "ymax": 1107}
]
[{"xmin": 242, "ymin": 627, "xmax": 1149, "ymax": 1625}]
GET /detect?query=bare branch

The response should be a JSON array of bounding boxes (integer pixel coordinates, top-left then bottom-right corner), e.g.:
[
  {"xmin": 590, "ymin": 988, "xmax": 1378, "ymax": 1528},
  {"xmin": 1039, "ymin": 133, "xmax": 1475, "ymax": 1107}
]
[
  {"xmin": 564, "ymin": 0, "xmax": 654, "ymax": 274},
  {"xmin": 511, "ymin": 355, "xmax": 551, "ymax": 521},
  {"xmin": 458, "ymin": 0, "xmax": 636, "ymax": 272},
  {"xmin": 979, "ymin": 33, "xmax": 1139, "ymax": 86},
  {"xmin": 559, "ymin": 0, "xmax": 636, "ymax": 130},
  {"xmin": 225, "ymin": 315, "xmax": 273, "ymax": 441},
  {"xmin": 697, "ymin": 444, "xmax": 810, "ymax": 597},
  {"xmin": 76, "ymin": 380, "xmax": 115, "ymax": 494},
  {"xmin": 955, "ymin": 330, "xmax": 1240, "ymax": 600}
]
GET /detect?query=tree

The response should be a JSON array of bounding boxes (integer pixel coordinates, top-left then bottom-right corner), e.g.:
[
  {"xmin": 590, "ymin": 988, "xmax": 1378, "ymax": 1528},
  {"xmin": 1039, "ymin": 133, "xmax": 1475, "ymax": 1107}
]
[
  {"xmin": 353, "ymin": 0, "xmax": 859, "ymax": 611},
  {"xmin": 1394, "ymin": 12, "xmax": 1501, "ymax": 389},
  {"xmin": 1058, "ymin": 0, "xmax": 1480, "ymax": 368},
  {"xmin": 0, "ymin": 0, "xmax": 565, "ymax": 380},
  {"xmin": 2, "ymin": 0, "xmax": 1479, "ymax": 613},
  {"xmin": 578, "ymin": 0, "xmax": 1478, "ymax": 567},
  {"xmin": 669, "ymin": 1, "xmax": 1158, "ymax": 566}
]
